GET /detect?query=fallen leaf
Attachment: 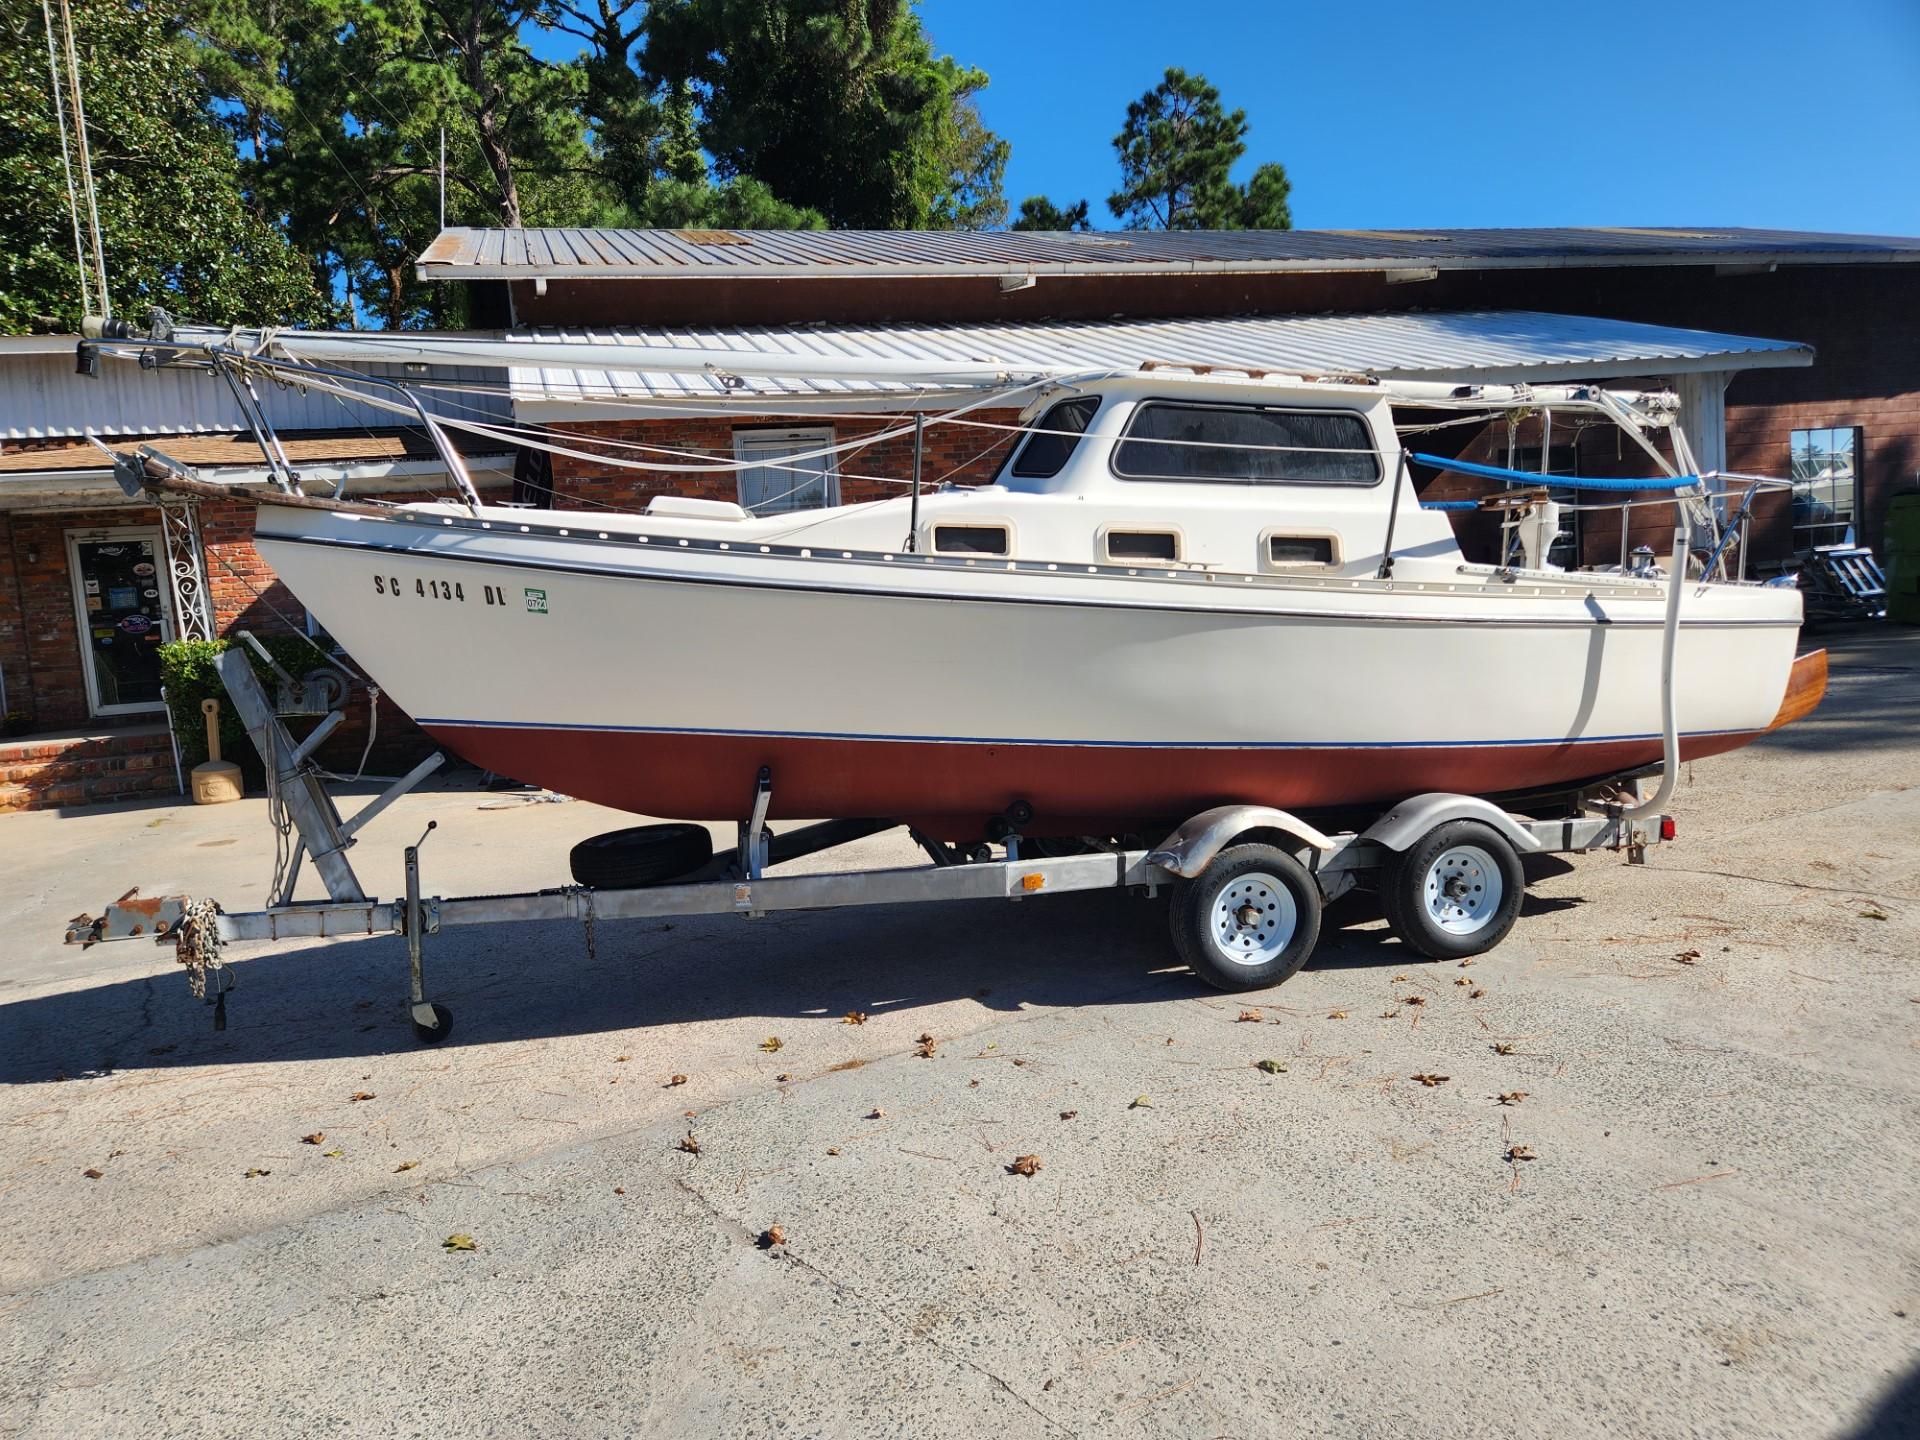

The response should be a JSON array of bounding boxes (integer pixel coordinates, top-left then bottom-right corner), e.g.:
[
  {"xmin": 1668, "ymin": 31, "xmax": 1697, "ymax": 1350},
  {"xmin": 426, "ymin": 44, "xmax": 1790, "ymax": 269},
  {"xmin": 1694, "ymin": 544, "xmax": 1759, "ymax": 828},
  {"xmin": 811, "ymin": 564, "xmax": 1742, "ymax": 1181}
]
[
  {"xmin": 967, "ymin": 1078, "xmax": 981, "ymax": 1088},
  {"xmin": 300, "ymin": 1132, "xmax": 325, "ymax": 1146},
  {"xmin": 826, "ymin": 1147, "xmax": 841, "ymax": 1156},
  {"xmin": 1673, "ymin": 949, "xmax": 1701, "ymax": 965},
  {"xmin": 322, "ymin": 1148, "xmax": 344, "ymax": 1158},
  {"xmin": 758, "ymin": 1036, "xmax": 783, "ymax": 1053},
  {"xmin": 775, "ymin": 1073, "xmax": 791, "ymax": 1082},
  {"xmin": 1381, "ymin": 1007, "xmax": 1401, "ymax": 1019},
  {"xmin": 1496, "ymin": 1092, "xmax": 1529, "ymax": 1106},
  {"xmin": 1469, "ymin": 988, "xmax": 1486, "ymax": 999},
  {"xmin": 1007, "ymin": 1154, "xmax": 1043, "ymax": 1177},
  {"xmin": 866, "ymin": 1107, "xmax": 885, "ymax": 1120},
  {"xmin": 82, "ymin": 1167, "xmax": 104, "ymax": 1180},
  {"xmin": 677, "ymin": 1132, "xmax": 702, "ymax": 1155},
  {"xmin": 1492, "ymin": 1042, "xmax": 1515, "ymax": 1056},
  {"xmin": 1403, "ymin": 995, "xmax": 1427, "ymax": 1008},
  {"xmin": 1393, "ymin": 974, "xmax": 1410, "ymax": 982},
  {"xmin": 244, "ymin": 1167, "xmax": 271, "ymax": 1178},
  {"xmin": 1129, "ymin": 1095, "xmax": 1153, "ymax": 1109},
  {"xmin": 615, "ymin": 1054, "xmax": 631, "ymax": 1063},
  {"xmin": 1010, "ymin": 1057, "xmax": 1028, "ymax": 1067},
  {"xmin": 1410, "ymin": 1073, "xmax": 1450, "ymax": 1087},
  {"xmin": 666, "ymin": 1074, "xmax": 688, "ymax": 1087},
  {"xmin": 1860, "ymin": 905, "xmax": 1890, "ymax": 921},
  {"xmin": 1458, "ymin": 958, "xmax": 1474, "ymax": 968},
  {"xmin": 1255, "ymin": 1059, "xmax": 1289, "ymax": 1075},
  {"xmin": 1506, "ymin": 1145, "xmax": 1537, "ymax": 1162},
  {"xmin": 843, "ymin": 1011, "xmax": 868, "ymax": 1025},
  {"xmin": 1455, "ymin": 977, "xmax": 1473, "ymax": 987},
  {"xmin": 442, "ymin": 1233, "xmax": 477, "ymax": 1251},
  {"xmin": 349, "ymin": 1091, "xmax": 376, "ymax": 1102},
  {"xmin": 394, "ymin": 1160, "xmax": 419, "ymax": 1173},
  {"xmin": 914, "ymin": 1033, "xmax": 937, "ymax": 1059},
  {"xmin": 758, "ymin": 1225, "xmax": 787, "ymax": 1249},
  {"xmin": 1237, "ymin": 1009, "xmax": 1262, "ymax": 1023},
  {"xmin": 1327, "ymin": 1010, "xmax": 1348, "ymax": 1020},
  {"xmin": 613, "ymin": 1186, "xmax": 626, "ymax": 1195}
]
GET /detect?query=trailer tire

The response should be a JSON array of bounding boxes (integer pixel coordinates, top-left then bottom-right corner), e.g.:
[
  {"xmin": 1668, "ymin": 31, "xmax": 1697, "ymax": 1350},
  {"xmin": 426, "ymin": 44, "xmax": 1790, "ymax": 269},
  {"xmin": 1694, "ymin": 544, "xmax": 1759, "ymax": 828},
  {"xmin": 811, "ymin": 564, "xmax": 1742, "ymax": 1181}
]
[
  {"xmin": 1170, "ymin": 843, "xmax": 1323, "ymax": 992},
  {"xmin": 1382, "ymin": 820, "xmax": 1524, "ymax": 960},
  {"xmin": 568, "ymin": 824, "xmax": 713, "ymax": 889}
]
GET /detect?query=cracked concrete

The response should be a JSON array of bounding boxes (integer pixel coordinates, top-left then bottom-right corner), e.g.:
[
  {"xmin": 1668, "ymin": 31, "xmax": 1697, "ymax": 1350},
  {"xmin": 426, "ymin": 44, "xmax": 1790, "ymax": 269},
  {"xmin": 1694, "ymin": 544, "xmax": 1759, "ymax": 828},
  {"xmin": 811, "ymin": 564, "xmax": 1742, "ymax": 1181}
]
[{"xmin": 0, "ymin": 625, "xmax": 1916, "ymax": 1437}]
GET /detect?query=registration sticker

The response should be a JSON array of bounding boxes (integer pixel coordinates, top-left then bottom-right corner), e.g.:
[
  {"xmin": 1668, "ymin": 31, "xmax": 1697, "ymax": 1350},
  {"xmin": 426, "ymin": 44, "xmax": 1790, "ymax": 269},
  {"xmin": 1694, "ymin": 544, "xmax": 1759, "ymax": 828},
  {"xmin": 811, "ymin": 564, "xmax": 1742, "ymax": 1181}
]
[{"xmin": 524, "ymin": 588, "xmax": 548, "ymax": 614}]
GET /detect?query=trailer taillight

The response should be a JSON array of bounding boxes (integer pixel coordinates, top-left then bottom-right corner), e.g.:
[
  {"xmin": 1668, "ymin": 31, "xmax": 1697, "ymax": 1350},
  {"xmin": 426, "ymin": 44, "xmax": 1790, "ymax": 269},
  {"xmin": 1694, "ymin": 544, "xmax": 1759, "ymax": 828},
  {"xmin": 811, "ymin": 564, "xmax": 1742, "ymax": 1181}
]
[{"xmin": 1659, "ymin": 816, "xmax": 1677, "ymax": 841}]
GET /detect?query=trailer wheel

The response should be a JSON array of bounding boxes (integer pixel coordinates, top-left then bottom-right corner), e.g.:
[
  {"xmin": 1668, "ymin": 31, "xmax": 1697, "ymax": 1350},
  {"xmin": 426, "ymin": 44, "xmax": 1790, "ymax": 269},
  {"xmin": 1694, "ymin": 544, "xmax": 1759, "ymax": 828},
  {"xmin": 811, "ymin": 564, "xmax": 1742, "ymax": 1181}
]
[
  {"xmin": 568, "ymin": 824, "xmax": 713, "ymax": 889},
  {"xmin": 1170, "ymin": 843, "xmax": 1323, "ymax": 992},
  {"xmin": 1382, "ymin": 820, "xmax": 1525, "ymax": 960}
]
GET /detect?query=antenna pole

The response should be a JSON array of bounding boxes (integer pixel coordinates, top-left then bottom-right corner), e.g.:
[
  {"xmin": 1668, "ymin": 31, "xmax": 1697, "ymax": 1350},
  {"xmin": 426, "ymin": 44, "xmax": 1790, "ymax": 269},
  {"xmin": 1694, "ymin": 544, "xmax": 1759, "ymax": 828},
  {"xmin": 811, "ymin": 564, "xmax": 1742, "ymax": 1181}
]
[{"xmin": 438, "ymin": 126, "xmax": 446, "ymax": 232}]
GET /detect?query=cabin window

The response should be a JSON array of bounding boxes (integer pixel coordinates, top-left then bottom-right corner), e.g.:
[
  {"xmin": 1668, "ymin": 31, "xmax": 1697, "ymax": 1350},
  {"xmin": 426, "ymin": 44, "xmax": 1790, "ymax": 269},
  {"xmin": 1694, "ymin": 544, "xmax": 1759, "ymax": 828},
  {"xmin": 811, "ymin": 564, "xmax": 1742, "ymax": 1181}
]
[
  {"xmin": 1114, "ymin": 403, "xmax": 1380, "ymax": 485},
  {"xmin": 733, "ymin": 427, "xmax": 838, "ymax": 513},
  {"xmin": 933, "ymin": 524, "xmax": 1010, "ymax": 556},
  {"xmin": 1104, "ymin": 530, "xmax": 1180, "ymax": 562},
  {"xmin": 1265, "ymin": 535, "xmax": 1338, "ymax": 568},
  {"xmin": 1010, "ymin": 397, "xmax": 1101, "ymax": 478},
  {"xmin": 1789, "ymin": 426, "xmax": 1858, "ymax": 547}
]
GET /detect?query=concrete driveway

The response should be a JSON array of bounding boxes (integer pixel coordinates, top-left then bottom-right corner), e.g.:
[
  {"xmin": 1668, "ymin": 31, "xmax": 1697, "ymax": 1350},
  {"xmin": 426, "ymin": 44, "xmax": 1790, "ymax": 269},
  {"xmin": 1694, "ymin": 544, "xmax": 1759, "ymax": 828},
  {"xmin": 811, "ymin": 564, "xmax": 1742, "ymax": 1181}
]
[{"xmin": 1, "ymin": 627, "xmax": 1915, "ymax": 1439}]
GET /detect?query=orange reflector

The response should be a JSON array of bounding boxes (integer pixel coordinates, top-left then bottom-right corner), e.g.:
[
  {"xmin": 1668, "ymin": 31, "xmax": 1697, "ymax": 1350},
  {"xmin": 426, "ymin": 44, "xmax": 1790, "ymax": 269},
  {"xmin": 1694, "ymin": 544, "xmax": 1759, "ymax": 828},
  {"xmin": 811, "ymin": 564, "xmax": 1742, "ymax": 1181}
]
[
  {"xmin": 1021, "ymin": 873, "xmax": 1046, "ymax": 892},
  {"xmin": 1659, "ymin": 816, "xmax": 1676, "ymax": 841}
]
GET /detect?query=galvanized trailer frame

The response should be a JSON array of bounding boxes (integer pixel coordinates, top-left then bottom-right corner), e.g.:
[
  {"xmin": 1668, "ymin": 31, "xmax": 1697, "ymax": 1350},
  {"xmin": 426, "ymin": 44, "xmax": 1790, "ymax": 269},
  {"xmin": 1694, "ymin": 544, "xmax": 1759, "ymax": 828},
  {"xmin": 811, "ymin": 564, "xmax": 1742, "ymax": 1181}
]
[{"xmin": 77, "ymin": 646, "xmax": 1669, "ymax": 1044}]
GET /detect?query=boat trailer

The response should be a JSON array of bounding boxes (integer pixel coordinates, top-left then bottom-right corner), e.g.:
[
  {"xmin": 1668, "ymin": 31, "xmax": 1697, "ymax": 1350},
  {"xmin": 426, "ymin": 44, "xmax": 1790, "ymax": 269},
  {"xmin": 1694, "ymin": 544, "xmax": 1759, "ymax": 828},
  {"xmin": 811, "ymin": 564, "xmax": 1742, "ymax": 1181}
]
[{"xmin": 72, "ymin": 650, "xmax": 1673, "ymax": 1043}]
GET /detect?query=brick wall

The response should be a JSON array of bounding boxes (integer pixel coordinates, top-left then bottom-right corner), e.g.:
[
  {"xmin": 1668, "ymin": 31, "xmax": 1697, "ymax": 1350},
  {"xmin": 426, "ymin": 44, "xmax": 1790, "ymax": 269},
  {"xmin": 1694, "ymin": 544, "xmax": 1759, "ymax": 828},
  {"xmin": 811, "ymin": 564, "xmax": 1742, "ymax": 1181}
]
[{"xmin": 1, "ymin": 507, "xmax": 155, "ymax": 731}]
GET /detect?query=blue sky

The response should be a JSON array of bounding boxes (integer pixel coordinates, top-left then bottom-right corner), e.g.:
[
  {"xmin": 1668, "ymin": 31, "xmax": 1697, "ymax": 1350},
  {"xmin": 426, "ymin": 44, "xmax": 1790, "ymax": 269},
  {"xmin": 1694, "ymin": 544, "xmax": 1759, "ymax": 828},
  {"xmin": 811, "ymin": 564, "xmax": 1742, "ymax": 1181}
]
[{"xmin": 531, "ymin": 1, "xmax": 1920, "ymax": 234}]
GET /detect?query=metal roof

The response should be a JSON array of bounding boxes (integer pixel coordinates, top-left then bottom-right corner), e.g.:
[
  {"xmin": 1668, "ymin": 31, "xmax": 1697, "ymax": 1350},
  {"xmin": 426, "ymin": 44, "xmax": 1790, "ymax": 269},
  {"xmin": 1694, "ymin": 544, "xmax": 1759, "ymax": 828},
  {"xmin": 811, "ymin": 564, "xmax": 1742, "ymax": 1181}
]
[
  {"xmin": 506, "ymin": 309, "xmax": 1812, "ymax": 408},
  {"xmin": 0, "ymin": 349, "xmax": 512, "ymax": 441},
  {"xmin": 421, "ymin": 225, "xmax": 1920, "ymax": 281}
]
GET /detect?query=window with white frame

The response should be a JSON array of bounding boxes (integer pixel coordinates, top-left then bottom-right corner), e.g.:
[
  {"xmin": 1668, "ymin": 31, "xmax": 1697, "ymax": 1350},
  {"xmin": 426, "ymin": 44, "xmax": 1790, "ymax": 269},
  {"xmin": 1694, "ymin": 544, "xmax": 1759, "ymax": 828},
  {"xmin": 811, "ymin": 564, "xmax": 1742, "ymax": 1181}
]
[
  {"xmin": 1789, "ymin": 426, "xmax": 1858, "ymax": 547},
  {"xmin": 733, "ymin": 427, "xmax": 838, "ymax": 514}
]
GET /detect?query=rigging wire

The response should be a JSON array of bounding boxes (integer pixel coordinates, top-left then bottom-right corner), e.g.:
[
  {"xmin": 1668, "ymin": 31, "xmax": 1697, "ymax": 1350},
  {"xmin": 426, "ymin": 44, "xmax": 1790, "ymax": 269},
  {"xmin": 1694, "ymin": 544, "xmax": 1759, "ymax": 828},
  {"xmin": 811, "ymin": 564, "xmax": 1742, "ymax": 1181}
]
[
  {"xmin": 39, "ymin": 0, "xmax": 91, "ymax": 320},
  {"xmin": 55, "ymin": 0, "xmax": 109, "ymax": 316}
]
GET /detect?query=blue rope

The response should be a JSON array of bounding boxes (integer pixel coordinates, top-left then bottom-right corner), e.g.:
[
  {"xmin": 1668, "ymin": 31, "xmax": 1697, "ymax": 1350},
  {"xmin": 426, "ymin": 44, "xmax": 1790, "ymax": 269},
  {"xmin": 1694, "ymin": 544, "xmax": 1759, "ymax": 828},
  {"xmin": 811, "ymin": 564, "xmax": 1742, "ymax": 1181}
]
[
  {"xmin": 1418, "ymin": 500, "xmax": 1480, "ymax": 511},
  {"xmin": 1409, "ymin": 452, "xmax": 1699, "ymax": 492}
]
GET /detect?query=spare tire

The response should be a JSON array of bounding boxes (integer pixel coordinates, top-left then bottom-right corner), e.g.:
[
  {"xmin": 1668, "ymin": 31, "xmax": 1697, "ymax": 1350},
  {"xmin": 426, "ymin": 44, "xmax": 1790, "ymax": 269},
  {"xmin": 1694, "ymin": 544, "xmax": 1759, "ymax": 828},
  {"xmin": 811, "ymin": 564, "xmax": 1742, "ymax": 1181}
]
[{"xmin": 568, "ymin": 824, "xmax": 713, "ymax": 889}]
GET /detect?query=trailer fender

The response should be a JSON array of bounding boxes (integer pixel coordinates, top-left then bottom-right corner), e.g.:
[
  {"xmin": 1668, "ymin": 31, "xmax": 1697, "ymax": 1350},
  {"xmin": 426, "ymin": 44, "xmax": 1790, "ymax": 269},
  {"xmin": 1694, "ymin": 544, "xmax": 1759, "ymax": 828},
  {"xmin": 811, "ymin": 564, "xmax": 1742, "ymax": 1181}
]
[
  {"xmin": 1361, "ymin": 793, "xmax": 1544, "ymax": 855},
  {"xmin": 1147, "ymin": 805, "xmax": 1338, "ymax": 879}
]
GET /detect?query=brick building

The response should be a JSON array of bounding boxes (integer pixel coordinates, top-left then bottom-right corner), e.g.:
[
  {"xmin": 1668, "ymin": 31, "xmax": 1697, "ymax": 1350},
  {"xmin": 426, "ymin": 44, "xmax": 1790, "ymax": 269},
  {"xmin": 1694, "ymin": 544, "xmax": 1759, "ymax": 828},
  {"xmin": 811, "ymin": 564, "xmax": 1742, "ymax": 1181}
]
[{"xmin": 5, "ymin": 225, "xmax": 1917, "ymax": 812}]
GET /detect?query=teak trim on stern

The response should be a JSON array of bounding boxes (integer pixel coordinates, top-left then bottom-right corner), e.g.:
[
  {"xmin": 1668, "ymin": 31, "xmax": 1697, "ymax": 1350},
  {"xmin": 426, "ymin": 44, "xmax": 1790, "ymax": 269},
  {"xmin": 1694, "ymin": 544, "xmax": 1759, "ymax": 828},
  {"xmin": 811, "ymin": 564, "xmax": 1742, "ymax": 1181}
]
[{"xmin": 1765, "ymin": 649, "xmax": 1828, "ymax": 732}]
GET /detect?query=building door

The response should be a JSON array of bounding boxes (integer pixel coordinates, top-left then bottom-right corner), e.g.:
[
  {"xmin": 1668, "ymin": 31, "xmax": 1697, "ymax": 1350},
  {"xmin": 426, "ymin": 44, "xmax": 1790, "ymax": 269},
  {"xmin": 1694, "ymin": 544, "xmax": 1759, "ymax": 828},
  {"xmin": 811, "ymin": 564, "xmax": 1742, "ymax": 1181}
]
[{"xmin": 65, "ymin": 528, "xmax": 174, "ymax": 716}]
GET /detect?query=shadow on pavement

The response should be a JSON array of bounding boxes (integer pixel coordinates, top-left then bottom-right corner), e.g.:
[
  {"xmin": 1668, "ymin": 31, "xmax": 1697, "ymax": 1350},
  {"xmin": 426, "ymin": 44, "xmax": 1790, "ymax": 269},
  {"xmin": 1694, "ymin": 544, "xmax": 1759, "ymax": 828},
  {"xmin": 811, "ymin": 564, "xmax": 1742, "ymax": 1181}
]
[
  {"xmin": 0, "ymin": 886, "xmax": 1438, "ymax": 1082},
  {"xmin": 1835, "ymin": 1357, "xmax": 1920, "ymax": 1439}
]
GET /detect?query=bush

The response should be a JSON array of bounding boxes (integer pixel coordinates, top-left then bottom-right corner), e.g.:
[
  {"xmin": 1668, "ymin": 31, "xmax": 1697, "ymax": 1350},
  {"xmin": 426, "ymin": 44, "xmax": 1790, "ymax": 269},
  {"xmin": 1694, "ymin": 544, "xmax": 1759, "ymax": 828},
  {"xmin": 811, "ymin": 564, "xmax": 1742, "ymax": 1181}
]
[{"xmin": 158, "ymin": 635, "xmax": 335, "ymax": 778}]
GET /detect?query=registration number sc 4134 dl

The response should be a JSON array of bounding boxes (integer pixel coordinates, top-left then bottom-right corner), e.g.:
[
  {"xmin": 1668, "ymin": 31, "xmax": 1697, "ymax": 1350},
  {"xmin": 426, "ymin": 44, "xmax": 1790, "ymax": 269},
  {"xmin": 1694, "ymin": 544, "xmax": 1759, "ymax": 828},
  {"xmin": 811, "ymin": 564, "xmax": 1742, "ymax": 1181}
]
[{"xmin": 371, "ymin": 575, "xmax": 543, "ymax": 612}]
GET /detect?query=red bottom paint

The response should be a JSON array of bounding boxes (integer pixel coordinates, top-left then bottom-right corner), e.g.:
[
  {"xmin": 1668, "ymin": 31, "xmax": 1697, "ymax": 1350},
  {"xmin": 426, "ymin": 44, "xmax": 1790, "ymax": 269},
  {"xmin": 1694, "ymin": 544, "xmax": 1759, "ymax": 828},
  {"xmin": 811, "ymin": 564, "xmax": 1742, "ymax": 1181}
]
[{"xmin": 425, "ymin": 724, "xmax": 1761, "ymax": 837}]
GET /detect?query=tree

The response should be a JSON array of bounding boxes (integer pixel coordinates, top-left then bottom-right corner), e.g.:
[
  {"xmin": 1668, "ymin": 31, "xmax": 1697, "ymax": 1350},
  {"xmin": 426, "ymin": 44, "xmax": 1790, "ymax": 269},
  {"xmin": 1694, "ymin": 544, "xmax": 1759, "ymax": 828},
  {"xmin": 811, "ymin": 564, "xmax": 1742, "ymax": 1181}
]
[
  {"xmin": 0, "ymin": 0, "xmax": 330, "ymax": 332},
  {"xmin": 190, "ymin": 0, "xmax": 605, "ymax": 327},
  {"xmin": 644, "ymin": 0, "xmax": 1009, "ymax": 229},
  {"xmin": 1234, "ymin": 161, "xmax": 1292, "ymax": 229},
  {"xmin": 1010, "ymin": 196, "xmax": 1091, "ymax": 232},
  {"xmin": 538, "ymin": 0, "xmax": 660, "ymax": 204},
  {"xmin": 1106, "ymin": 67, "xmax": 1291, "ymax": 232}
]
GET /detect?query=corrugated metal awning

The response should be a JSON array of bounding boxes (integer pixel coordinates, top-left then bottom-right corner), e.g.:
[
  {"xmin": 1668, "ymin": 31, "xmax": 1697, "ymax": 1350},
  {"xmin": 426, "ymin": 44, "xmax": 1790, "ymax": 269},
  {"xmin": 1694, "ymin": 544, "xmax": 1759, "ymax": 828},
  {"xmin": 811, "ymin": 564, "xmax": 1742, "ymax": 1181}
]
[{"xmin": 507, "ymin": 309, "xmax": 1812, "ymax": 411}]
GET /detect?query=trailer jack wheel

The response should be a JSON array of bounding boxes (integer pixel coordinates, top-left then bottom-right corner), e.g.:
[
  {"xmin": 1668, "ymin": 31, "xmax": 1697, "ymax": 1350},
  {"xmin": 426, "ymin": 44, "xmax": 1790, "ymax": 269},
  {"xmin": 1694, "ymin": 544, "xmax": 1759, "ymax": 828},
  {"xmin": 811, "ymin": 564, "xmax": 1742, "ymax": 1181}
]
[{"xmin": 410, "ymin": 1002, "xmax": 454, "ymax": 1045}]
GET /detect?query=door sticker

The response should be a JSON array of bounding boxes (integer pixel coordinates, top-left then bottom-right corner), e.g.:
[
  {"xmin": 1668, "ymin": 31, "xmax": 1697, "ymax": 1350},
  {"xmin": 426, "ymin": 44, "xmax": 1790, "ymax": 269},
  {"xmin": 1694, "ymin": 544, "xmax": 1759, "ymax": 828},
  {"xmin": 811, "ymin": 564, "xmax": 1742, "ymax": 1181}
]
[
  {"xmin": 132, "ymin": 562, "xmax": 155, "ymax": 578},
  {"xmin": 524, "ymin": 588, "xmax": 548, "ymax": 614}
]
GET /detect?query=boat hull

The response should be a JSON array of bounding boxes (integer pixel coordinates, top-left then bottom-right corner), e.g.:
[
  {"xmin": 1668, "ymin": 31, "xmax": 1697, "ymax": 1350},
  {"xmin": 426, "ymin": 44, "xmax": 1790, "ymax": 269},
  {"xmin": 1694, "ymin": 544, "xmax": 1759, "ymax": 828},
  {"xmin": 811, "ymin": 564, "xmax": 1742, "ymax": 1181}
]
[
  {"xmin": 421, "ymin": 721, "xmax": 1759, "ymax": 832},
  {"xmin": 258, "ymin": 506, "xmax": 1805, "ymax": 835}
]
